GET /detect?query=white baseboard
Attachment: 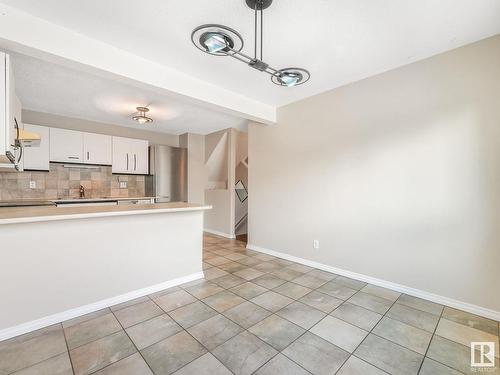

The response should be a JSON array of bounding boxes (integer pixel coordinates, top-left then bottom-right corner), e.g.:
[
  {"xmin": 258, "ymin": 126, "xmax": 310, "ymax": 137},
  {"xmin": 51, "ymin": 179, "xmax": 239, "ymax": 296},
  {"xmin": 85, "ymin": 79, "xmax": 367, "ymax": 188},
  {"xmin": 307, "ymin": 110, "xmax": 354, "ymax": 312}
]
[
  {"xmin": 0, "ymin": 272, "xmax": 204, "ymax": 342},
  {"xmin": 247, "ymin": 244, "xmax": 500, "ymax": 321},
  {"xmin": 204, "ymin": 228, "xmax": 236, "ymax": 239}
]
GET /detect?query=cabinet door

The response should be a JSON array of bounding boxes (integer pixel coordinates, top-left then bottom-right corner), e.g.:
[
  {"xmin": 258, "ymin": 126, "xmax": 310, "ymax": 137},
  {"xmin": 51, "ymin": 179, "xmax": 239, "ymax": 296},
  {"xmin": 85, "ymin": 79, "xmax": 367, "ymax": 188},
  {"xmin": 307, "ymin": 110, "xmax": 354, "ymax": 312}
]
[
  {"xmin": 23, "ymin": 124, "xmax": 50, "ymax": 171},
  {"xmin": 0, "ymin": 52, "xmax": 6, "ymax": 157},
  {"xmin": 83, "ymin": 132, "xmax": 112, "ymax": 165},
  {"xmin": 112, "ymin": 136, "xmax": 131, "ymax": 173},
  {"xmin": 130, "ymin": 138, "xmax": 149, "ymax": 174},
  {"xmin": 49, "ymin": 128, "xmax": 83, "ymax": 163}
]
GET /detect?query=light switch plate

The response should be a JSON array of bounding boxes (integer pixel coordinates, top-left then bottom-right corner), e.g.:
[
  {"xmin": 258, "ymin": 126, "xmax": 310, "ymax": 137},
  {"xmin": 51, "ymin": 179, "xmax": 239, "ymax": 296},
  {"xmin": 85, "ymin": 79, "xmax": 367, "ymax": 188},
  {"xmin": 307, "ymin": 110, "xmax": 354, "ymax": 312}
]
[
  {"xmin": 29, "ymin": 181, "xmax": 36, "ymax": 189},
  {"xmin": 119, "ymin": 181, "xmax": 127, "ymax": 189}
]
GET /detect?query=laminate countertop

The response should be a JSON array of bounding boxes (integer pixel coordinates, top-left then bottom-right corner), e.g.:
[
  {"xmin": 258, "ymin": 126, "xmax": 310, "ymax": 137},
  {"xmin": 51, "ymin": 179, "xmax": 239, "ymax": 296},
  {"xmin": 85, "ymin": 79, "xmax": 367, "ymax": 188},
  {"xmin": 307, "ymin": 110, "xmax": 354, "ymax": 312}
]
[{"xmin": 0, "ymin": 202, "xmax": 211, "ymax": 225}]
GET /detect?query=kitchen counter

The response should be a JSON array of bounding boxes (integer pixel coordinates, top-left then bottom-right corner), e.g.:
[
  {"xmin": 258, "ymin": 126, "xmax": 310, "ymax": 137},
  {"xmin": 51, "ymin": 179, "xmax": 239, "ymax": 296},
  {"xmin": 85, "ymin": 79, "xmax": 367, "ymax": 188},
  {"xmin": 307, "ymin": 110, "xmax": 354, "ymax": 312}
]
[
  {"xmin": 0, "ymin": 202, "xmax": 211, "ymax": 225},
  {"xmin": 51, "ymin": 196, "xmax": 157, "ymax": 203}
]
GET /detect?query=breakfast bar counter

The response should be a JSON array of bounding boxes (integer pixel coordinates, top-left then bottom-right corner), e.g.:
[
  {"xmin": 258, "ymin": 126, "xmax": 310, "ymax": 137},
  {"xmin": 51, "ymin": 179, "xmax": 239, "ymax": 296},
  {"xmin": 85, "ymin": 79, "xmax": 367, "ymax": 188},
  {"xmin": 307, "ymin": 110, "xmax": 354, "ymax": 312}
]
[
  {"xmin": 0, "ymin": 202, "xmax": 211, "ymax": 340},
  {"xmin": 0, "ymin": 202, "xmax": 211, "ymax": 225}
]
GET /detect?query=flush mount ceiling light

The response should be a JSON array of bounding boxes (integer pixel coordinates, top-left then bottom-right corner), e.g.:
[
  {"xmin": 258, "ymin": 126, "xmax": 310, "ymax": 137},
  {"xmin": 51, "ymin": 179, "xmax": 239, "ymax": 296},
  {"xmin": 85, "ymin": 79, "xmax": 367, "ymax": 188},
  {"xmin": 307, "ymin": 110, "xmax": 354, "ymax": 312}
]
[
  {"xmin": 191, "ymin": 0, "xmax": 310, "ymax": 87},
  {"xmin": 132, "ymin": 106, "xmax": 153, "ymax": 125}
]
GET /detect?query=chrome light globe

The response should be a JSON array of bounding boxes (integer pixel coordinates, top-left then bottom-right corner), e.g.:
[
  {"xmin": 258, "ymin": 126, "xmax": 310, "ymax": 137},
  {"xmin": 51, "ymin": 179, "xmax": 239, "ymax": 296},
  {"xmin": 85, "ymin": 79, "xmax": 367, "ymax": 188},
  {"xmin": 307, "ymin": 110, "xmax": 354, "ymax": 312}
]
[
  {"xmin": 191, "ymin": 24, "xmax": 244, "ymax": 56},
  {"xmin": 271, "ymin": 68, "xmax": 311, "ymax": 87}
]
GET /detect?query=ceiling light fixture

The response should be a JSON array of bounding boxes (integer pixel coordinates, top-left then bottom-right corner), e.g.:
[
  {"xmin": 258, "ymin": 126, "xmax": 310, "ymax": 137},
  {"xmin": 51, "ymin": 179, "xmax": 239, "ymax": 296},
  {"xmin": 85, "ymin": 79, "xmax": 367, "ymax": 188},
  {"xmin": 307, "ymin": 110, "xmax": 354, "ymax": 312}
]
[
  {"xmin": 132, "ymin": 106, "xmax": 153, "ymax": 125},
  {"xmin": 191, "ymin": 0, "xmax": 310, "ymax": 87}
]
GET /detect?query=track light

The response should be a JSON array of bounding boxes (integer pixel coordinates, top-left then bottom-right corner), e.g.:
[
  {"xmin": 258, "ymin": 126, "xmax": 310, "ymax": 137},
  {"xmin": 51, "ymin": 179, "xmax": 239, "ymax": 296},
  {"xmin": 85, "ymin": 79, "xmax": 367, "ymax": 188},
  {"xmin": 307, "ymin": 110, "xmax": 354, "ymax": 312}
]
[{"xmin": 191, "ymin": 0, "xmax": 310, "ymax": 87}]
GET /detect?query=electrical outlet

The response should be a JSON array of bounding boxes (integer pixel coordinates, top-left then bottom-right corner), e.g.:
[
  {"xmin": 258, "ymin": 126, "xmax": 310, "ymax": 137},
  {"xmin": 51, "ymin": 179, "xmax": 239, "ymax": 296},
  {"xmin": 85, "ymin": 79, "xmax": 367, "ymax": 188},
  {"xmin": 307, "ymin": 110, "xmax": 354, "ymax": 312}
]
[
  {"xmin": 313, "ymin": 240, "xmax": 319, "ymax": 249},
  {"xmin": 119, "ymin": 181, "xmax": 127, "ymax": 189},
  {"xmin": 29, "ymin": 181, "xmax": 36, "ymax": 189}
]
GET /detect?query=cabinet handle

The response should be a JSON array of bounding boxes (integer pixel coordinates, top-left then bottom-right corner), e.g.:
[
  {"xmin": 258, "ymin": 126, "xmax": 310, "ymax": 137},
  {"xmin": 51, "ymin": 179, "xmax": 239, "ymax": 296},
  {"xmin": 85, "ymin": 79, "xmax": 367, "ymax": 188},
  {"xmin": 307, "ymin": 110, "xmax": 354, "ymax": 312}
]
[
  {"xmin": 68, "ymin": 156, "xmax": 79, "ymax": 160},
  {"xmin": 134, "ymin": 154, "xmax": 137, "ymax": 171},
  {"xmin": 87, "ymin": 151, "xmax": 90, "ymax": 160},
  {"xmin": 126, "ymin": 154, "xmax": 129, "ymax": 170}
]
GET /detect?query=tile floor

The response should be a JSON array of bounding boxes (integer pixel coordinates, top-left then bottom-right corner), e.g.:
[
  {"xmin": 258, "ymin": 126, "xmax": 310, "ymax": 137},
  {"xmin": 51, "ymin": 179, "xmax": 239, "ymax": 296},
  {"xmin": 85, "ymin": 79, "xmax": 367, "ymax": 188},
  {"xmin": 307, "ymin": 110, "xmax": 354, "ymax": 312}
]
[{"xmin": 1, "ymin": 233, "xmax": 499, "ymax": 374}]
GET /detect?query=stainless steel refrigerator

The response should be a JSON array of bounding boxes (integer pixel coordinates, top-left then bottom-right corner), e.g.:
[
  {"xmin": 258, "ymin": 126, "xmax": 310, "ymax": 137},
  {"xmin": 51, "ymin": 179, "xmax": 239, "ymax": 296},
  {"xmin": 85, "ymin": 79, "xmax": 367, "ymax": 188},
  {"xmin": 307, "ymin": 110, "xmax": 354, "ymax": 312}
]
[{"xmin": 146, "ymin": 145, "xmax": 187, "ymax": 202}]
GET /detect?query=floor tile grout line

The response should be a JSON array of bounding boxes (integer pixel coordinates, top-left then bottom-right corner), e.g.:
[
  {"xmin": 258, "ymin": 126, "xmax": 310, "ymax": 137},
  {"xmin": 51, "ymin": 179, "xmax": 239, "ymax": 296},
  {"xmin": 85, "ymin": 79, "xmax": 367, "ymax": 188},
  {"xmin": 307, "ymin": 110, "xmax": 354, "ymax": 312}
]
[
  {"xmin": 149, "ymin": 283, "xmax": 253, "ymax": 373},
  {"xmin": 357, "ymin": 298, "xmax": 479, "ymax": 374},
  {"xmin": 149, "ymin": 281, "xmax": 239, "ymax": 374},
  {"xmin": 278, "ymin": 328, "xmax": 345, "ymax": 375},
  {"xmin": 109, "ymin": 295, "xmax": 152, "ymax": 314},
  {"xmin": 332, "ymin": 292, "xmax": 402, "ymax": 374},
  {"xmin": 415, "ymin": 306, "xmax": 445, "ymax": 375},
  {"xmin": 116, "ymin": 308, "xmax": 166, "ymax": 332},
  {"xmin": 5, "ymin": 339, "xmax": 75, "ymax": 375},
  {"xmin": 246, "ymin": 347, "xmax": 295, "ymax": 374},
  {"xmin": 60, "ymin": 317, "xmax": 124, "ymax": 352},
  {"xmin": 108, "ymin": 305, "xmax": 158, "ymax": 375},
  {"xmin": 382, "ymin": 301, "xmax": 441, "ymax": 332},
  {"xmin": 348, "ymin": 354, "xmax": 392, "ymax": 375},
  {"xmin": 211, "ymin": 329, "xmax": 280, "ymax": 375},
  {"xmin": 61, "ymin": 307, "xmax": 112, "ymax": 330},
  {"xmin": 179, "ymin": 282, "xmax": 270, "ymax": 331},
  {"xmin": 87, "ymin": 352, "xmax": 140, "ymax": 375},
  {"xmin": 334, "ymin": 292, "xmax": 400, "ymax": 373},
  {"xmin": 335, "ymin": 290, "xmax": 466, "ymax": 374},
  {"xmin": 61, "ymin": 323, "xmax": 77, "ymax": 375},
  {"xmin": 417, "ymin": 339, "xmax": 473, "ymax": 374}
]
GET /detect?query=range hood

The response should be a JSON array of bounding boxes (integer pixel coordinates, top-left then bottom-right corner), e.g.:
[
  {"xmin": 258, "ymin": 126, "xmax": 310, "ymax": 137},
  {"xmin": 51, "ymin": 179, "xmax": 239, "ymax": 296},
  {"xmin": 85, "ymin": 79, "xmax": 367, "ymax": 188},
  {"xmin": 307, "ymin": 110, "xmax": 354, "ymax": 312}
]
[{"xmin": 17, "ymin": 128, "xmax": 41, "ymax": 146}]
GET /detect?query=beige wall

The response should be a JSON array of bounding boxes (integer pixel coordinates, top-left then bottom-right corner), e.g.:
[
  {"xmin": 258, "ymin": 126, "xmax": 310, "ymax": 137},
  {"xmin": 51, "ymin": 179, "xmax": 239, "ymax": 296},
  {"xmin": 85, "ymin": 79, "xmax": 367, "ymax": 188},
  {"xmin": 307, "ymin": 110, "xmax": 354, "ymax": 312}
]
[
  {"xmin": 204, "ymin": 129, "xmax": 236, "ymax": 237},
  {"xmin": 181, "ymin": 129, "xmax": 242, "ymax": 237},
  {"xmin": 22, "ymin": 110, "xmax": 179, "ymax": 146},
  {"xmin": 180, "ymin": 133, "xmax": 206, "ymax": 205},
  {"xmin": 205, "ymin": 189, "xmax": 233, "ymax": 236},
  {"xmin": 249, "ymin": 35, "xmax": 500, "ymax": 314}
]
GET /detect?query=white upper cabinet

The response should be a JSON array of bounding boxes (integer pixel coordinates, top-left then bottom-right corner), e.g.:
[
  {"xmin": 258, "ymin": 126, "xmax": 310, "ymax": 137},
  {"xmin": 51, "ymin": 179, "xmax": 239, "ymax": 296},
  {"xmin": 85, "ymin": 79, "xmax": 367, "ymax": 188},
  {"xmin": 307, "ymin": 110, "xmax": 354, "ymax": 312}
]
[
  {"xmin": 111, "ymin": 136, "xmax": 130, "ymax": 173},
  {"xmin": 49, "ymin": 128, "xmax": 83, "ymax": 163},
  {"xmin": 112, "ymin": 136, "xmax": 149, "ymax": 174},
  {"xmin": 23, "ymin": 124, "xmax": 50, "ymax": 171},
  {"xmin": 26, "ymin": 123, "xmax": 148, "ymax": 173},
  {"xmin": 130, "ymin": 138, "xmax": 149, "ymax": 174},
  {"xmin": 50, "ymin": 129, "xmax": 113, "ymax": 165},
  {"xmin": 83, "ymin": 132, "xmax": 112, "ymax": 165}
]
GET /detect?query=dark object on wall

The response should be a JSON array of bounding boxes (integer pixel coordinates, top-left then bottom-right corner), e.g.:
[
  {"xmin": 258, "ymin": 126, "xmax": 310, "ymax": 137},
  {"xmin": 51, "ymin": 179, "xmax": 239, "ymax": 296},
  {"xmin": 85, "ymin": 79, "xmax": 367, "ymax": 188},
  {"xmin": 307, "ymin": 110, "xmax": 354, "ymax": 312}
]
[{"xmin": 235, "ymin": 180, "xmax": 248, "ymax": 202}]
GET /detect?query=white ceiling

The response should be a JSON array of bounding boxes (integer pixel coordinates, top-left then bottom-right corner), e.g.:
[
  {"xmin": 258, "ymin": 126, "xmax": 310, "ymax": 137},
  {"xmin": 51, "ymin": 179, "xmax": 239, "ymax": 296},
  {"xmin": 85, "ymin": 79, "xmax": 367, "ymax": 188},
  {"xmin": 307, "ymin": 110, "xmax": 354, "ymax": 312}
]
[
  {"xmin": 2, "ymin": 0, "xmax": 500, "ymax": 108},
  {"xmin": 11, "ymin": 53, "xmax": 248, "ymax": 135}
]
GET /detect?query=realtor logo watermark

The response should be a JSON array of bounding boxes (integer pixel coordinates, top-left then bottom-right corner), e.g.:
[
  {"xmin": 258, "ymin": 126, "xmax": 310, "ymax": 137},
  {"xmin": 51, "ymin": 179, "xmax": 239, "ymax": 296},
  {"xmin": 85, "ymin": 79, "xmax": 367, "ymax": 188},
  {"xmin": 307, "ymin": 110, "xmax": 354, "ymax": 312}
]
[{"xmin": 471, "ymin": 342, "xmax": 496, "ymax": 372}]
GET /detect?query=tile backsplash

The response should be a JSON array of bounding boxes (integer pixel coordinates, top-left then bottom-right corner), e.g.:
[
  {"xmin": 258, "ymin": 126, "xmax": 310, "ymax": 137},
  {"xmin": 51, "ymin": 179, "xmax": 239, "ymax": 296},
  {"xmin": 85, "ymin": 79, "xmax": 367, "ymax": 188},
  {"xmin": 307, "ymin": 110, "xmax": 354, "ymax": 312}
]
[{"xmin": 0, "ymin": 163, "xmax": 146, "ymax": 200}]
